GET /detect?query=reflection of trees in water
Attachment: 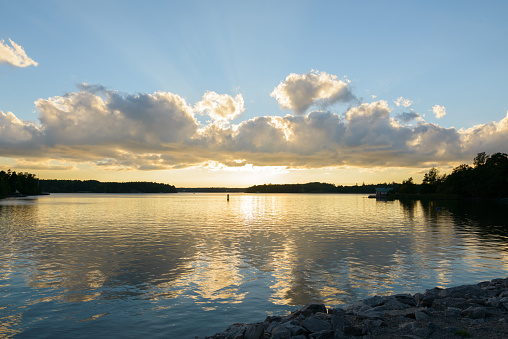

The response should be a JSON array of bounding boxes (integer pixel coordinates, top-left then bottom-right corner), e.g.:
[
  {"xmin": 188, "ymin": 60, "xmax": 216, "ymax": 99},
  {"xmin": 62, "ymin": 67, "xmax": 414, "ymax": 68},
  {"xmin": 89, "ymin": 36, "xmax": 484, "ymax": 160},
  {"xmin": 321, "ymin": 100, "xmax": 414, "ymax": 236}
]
[{"xmin": 415, "ymin": 199, "xmax": 508, "ymax": 248}]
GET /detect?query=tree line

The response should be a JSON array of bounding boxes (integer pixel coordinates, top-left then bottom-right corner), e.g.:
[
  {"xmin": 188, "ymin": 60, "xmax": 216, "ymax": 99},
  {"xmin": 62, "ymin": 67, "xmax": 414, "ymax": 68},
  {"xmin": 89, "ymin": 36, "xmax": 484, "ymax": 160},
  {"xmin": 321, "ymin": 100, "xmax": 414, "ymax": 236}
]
[
  {"xmin": 0, "ymin": 170, "xmax": 41, "ymax": 197},
  {"xmin": 399, "ymin": 152, "xmax": 508, "ymax": 199},
  {"xmin": 39, "ymin": 180, "xmax": 177, "ymax": 193},
  {"xmin": 245, "ymin": 182, "xmax": 398, "ymax": 194},
  {"xmin": 0, "ymin": 172, "xmax": 177, "ymax": 197}
]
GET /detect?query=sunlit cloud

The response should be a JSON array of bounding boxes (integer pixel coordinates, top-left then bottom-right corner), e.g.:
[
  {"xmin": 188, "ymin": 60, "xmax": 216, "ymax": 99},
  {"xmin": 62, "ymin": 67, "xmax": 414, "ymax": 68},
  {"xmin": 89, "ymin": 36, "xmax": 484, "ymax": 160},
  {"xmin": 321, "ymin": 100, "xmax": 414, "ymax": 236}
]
[
  {"xmin": 194, "ymin": 91, "xmax": 245, "ymax": 125},
  {"xmin": 0, "ymin": 38, "xmax": 38, "ymax": 68},
  {"xmin": 1, "ymin": 72, "xmax": 507, "ymax": 174},
  {"xmin": 394, "ymin": 97, "xmax": 413, "ymax": 108},
  {"xmin": 432, "ymin": 104, "xmax": 446, "ymax": 119},
  {"xmin": 270, "ymin": 70, "xmax": 355, "ymax": 115}
]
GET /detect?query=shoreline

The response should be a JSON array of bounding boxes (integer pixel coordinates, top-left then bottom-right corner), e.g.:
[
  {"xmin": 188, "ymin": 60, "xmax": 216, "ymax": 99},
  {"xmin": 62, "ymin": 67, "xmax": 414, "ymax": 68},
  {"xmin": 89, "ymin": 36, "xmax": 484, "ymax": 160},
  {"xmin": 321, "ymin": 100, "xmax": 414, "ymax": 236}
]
[{"xmin": 199, "ymin": 277, "xmax": 508, "ymax": 338}]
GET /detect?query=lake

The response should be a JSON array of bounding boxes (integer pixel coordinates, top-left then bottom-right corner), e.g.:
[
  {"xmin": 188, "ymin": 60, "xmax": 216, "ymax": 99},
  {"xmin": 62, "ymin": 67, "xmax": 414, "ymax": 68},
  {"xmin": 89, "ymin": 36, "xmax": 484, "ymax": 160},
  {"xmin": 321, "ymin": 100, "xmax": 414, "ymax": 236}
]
[{"xmin": 1, "ymin": 193, "xmax": 508, "ymax": 338}]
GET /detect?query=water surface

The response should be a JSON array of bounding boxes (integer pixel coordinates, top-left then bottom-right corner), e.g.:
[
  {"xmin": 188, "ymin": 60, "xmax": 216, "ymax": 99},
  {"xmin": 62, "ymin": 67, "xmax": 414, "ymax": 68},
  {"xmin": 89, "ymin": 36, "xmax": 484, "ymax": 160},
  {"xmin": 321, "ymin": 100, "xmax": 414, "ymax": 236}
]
[{"xmin": 1, "ymin": 193, "xmax": 507, "ymax": 338}]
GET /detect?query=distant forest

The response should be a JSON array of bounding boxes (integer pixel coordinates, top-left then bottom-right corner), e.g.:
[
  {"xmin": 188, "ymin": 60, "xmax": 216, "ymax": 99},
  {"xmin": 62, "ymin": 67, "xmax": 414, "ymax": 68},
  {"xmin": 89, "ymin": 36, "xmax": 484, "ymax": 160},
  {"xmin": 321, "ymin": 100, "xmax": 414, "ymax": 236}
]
[
  {"xmin": 0, "ymin": 173, "xmax": 177, "ymax": 197},
  {"xmin": 245, "ymin": 182, "xmax": 380, "ymax": 194},
  {"xmin": 39, "ymin": 180, "xmax": 177, "ymax": 194}
]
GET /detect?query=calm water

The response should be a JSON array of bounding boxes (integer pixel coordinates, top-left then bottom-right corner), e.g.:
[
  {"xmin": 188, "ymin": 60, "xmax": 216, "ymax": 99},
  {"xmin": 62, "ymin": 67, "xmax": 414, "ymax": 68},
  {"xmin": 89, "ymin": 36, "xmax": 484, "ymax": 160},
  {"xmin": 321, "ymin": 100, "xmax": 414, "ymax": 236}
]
[{"xmin": 1, "ymin": 193, "xmax": 508, "ymax": 338}]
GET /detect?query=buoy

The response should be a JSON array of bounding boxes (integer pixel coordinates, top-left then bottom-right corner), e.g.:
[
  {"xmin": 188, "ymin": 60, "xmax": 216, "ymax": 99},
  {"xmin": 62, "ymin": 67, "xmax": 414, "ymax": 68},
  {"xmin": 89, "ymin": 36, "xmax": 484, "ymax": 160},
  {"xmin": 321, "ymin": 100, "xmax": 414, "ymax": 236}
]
[{"xmin": 227, "ymin": 194, "xmax": 229, "ymax": 201}]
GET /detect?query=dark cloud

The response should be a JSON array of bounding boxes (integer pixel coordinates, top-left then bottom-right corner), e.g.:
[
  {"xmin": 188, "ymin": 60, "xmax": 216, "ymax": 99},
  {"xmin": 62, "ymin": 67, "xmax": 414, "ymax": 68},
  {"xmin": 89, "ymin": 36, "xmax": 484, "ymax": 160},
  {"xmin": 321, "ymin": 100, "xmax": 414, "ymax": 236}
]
[{"xmin": 395, "ymin": 112, "xmax": 422, "ymax": 123}]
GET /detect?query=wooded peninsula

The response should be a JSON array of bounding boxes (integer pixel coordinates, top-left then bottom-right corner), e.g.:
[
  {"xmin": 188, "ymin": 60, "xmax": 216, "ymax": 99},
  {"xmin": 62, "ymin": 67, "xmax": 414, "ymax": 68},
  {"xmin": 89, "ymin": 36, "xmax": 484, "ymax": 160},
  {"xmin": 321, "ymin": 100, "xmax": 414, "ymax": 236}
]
[{"xmin": 1, "ymin": 152, "xmax": 507, "ymax": 199}]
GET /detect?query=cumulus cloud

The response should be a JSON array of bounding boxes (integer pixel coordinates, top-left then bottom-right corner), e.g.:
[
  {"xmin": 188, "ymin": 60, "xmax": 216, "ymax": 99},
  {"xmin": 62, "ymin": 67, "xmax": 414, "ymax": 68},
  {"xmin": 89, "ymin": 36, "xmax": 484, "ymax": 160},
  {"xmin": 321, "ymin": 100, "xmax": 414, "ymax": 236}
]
[
  {"xmin": 1, "ymin": 73, "xmax": 508, "ymax": 171},
  {"xmin": 432, "ymin": 104, "xmax": 446, "ymax": 119},
  {"xmin": 0, "ymin": 38, "xmax": 38, "ymax": 68},
  {"xmin": 270, "ymin": 70, "xmax": 355, "ymax": 115},
  {"xmin": 394, "ymin": 97, "xmax": 413, "ymax": 108},
  {"xmin": 194, "ymin": 91, "xmax": 245, "ymax": 124}
]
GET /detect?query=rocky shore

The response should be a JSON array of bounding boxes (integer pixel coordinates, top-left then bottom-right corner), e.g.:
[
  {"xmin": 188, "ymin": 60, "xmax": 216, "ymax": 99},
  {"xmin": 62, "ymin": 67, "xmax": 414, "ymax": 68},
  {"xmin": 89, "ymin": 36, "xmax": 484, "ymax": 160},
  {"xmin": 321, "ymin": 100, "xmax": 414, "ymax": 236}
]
[{"xmin": 198, "ymin": 277, "xmax": 508, "ymax": 338}]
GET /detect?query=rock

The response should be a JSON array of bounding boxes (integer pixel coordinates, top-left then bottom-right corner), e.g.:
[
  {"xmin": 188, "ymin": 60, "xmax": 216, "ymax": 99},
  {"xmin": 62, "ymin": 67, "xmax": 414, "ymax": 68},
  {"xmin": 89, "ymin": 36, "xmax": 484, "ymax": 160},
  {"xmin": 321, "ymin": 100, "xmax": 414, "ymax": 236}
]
[
  {"xmin": 266, "ymin": 320, "xmax": 281, "ymax": 333},
  {"xmin": 244, "ymin": 323, "xmax": 264, "ymax": 339},
  {"xmin": 415, "ymin": 311, "xmax": 429, "ymax": 321},
  {"xmin": 461, "ymin": 306, "xmax": 487, "ymax": 319},
  {"xmin": 270, "ymin": 324, "xmax": 291, "ymax": 339},
  {"xmin": 432, "ymin": 297, "xmax": 470, "ymax": 310},
  {"xmin": 395, "ymin": 294, "xmax": 418, "ymax": 307},
  {"xmin": 384, "ymin": 308, "xmax": 416, "ymax": 319},
  {"xmin": 301, "ymin": 316, "xmax": 333, "ymax": 333},
  {"xmin": 343, "ymin": 325, "xmax": 363, "ymax": 336},
  {"xmin": 314, "ymin": 312, "xmax": 331, "ymax": 320},
  {"xmin": 357, "ymin": 309, "xmax": 384, "ymax": 319},
  {"xmin": 362, "ymin": 318, "xmax": 385, "ymax": 332},
  {"xmin": 470, "ymin": 318, "xmax": 485, "ymax": 325},
  {"xmin": 331, "ymin": 313, "xmax": 348, "ymax": 333},
  {"xmin": 224, "ymin": 324, "xmax": 246, "ymax": 339},
  {"xmin": 300, "ymin": 304, "xmax": 327, "ymax": 317},
  {"xmin": 398, "ymin": 322, "xmax": 416, "ymax": 331},
  {"xmin": 445, "ymin": 307, "xmax": 462, "ymax": 318},
  {"xmin": 446, "ymin": 326, "xmax": 461, "ymax": 333},
  {"xmin": 439, "ymin": 284, "xmax": 486, "ymax": 299},
  {"xmin": 413, "ymin": 327, "xmax": 430, "ymax": 338},
  {"xmin": 420, "ymin": 296, "xmax": 435, "ymax": 307},
  {"xmin": 281, "ymin": 322, "xmax": 306, "ymax": 336},
  {"xmin": 428, "ymin": 322, "xmax": 440, "ymax": 332},
  {"xmin": 371, "ymin": 297, "xmax": 412, "ymax": 311},
  {"xmin": 309, "ymin": 330, "xmax": 335, "ymax": 339}
]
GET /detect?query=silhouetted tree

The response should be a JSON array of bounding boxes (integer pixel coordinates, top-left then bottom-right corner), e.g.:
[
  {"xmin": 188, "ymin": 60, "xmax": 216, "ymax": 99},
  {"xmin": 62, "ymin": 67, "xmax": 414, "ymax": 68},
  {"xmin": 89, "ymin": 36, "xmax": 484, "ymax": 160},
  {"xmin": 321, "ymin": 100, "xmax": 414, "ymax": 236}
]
[{"xmin": 399, "ymin": 177, "xmax": 417, "ymax": 194}]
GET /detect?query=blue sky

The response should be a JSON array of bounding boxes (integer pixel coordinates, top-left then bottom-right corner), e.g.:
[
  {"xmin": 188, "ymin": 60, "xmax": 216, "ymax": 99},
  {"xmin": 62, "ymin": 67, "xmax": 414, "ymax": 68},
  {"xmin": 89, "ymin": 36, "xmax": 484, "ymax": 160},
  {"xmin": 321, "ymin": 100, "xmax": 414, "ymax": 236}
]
[{"xmin": 1, "ymin": 1, "xmax": 508, "ymax": 187}]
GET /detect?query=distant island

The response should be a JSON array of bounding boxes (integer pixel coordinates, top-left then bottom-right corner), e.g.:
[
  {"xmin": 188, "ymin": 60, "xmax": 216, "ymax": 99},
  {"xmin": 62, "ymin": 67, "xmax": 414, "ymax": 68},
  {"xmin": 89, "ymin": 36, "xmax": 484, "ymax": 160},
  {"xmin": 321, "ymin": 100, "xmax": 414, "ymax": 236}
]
[
  {"xmin": 39, "ymin": 179, "xmax": 177, "ymax": 194},
  {"xmin": 245, "ymin": 182, "xmax": 378, "ymax": 194},
  {"xmin": 0, "ymin": 172, "xmax": 177, "ymax": 197}
]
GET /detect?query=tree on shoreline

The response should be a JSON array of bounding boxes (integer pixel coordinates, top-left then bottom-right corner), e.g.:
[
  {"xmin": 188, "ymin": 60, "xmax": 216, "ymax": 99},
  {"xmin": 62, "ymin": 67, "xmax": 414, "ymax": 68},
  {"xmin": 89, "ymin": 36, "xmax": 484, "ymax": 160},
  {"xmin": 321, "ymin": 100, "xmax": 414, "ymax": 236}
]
[{"xmin": 0, "ymin": 170, "xmax": 41, "ymax": 197}]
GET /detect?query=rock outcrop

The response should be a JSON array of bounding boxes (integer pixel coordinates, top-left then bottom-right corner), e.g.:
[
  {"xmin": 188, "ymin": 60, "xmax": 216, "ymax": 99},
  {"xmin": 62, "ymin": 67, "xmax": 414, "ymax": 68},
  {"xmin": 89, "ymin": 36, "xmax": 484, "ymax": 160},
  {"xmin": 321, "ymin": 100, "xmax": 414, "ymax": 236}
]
[{"xmin": 198, "ymin": 277, "xmax": 508, "ymax": 338}]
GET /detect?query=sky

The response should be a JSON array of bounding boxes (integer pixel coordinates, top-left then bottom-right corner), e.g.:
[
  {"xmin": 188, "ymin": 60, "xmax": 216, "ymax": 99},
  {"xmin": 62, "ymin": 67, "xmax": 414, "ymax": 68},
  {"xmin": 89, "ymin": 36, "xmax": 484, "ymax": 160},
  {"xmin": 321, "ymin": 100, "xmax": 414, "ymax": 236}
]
[{"xmin": 1, "ymin": 0, "xmax": 508, "ymax": 187}]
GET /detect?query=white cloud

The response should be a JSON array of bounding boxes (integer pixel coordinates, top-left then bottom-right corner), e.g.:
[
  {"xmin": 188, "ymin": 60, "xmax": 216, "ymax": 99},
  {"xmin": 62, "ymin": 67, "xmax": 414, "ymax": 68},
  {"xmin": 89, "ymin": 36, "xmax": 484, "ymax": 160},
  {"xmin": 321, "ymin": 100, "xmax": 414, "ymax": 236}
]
[
  {"xmin": 432, "ymin": 104, "xmax": 446, "ymax": 119},
  {"xmin": 194, "ymin": 91, "xmax": 245, "ymax": 124},
  {"xmin": 0, "ymin": 39, "xmax": 38, "ymax": 68},
  {"xmin": 270, "ymin": 70, "xmax": 355, "ymax": 115},
  {"xmin": 394, "ymin": 97, "xmax": 413, "ymax": 108}
]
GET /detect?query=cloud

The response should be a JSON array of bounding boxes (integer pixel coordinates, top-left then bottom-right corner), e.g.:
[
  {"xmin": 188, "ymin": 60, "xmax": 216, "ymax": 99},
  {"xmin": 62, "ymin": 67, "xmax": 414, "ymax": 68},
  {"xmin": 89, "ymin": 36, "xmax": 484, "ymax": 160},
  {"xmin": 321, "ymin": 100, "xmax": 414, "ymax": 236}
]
[
  {"xmin": 395, "ymin": 111, "xmax": 423, "ymax": 124},
  {"xmin": 0, "ymin": 39, "xmax": 38, "ymax": 68},
  {"xmin": 394, "ymin": 97, "xmax": 413, "ymax": 108},
  {"xmin": 270, "ymin": 70, "xmax": 355, "ymax": 115},
  {"xmin": 432, "ymin": 104, "xmax": 446, "ymax": 119},
  {"xmin": 1, "ymin": 75, "xmax": 508, "ymax": 172},
  {"xmin": 194, "ymin": 91, "xmax": 245, "ymax": 124},
  {"xmin": 0, "ymin": 110, "xmax": 42, "ymax": 144}
]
